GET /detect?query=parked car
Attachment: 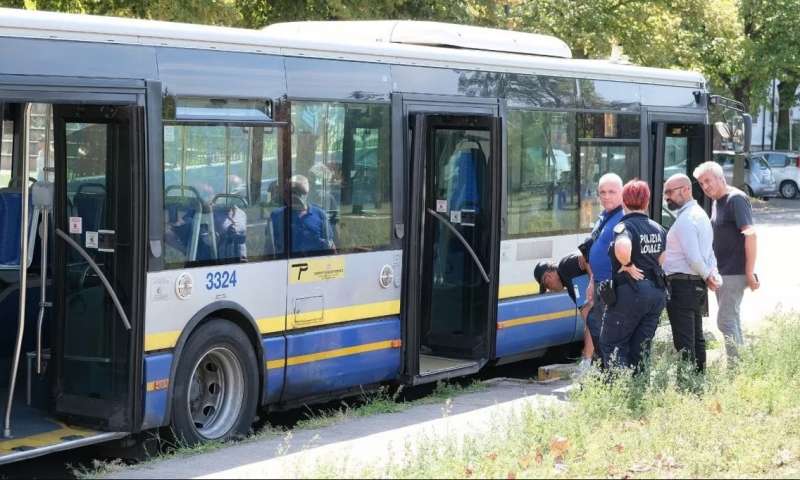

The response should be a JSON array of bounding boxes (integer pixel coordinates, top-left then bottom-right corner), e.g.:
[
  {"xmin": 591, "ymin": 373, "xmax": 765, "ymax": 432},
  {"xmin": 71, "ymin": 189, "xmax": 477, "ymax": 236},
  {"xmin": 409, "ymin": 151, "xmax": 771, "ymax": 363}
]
[
  {"xmin": 713, "ymin": 151, "xmax": 778, "ymax": 199},
  {"xmin": 754, "ymin": 150, "xmax": 800, "ymax": 199}
]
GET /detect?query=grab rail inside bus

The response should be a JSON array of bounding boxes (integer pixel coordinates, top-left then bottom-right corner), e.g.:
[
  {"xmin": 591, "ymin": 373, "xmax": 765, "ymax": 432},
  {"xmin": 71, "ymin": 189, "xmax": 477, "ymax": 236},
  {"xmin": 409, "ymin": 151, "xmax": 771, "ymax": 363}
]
[
  {"xmin": 426, "ymin": 208, "xmax": 490, "ymax": 283},
  {"xmin": 54, "ymin": 228, "xmax": 131, "ymax": 331}
]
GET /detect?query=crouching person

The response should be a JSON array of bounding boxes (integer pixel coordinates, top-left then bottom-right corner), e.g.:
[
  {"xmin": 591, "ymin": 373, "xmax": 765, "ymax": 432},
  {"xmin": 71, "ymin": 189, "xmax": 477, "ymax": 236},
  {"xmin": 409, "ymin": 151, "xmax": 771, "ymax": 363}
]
[{"xmin": 534, "ymin": 251, "xmax": 594, "ymax": 374}]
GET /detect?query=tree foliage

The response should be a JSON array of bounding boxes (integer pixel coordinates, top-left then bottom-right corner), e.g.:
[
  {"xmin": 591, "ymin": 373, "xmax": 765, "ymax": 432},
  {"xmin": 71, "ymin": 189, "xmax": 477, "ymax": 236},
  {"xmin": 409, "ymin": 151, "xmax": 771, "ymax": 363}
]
[{"xmin": 3, "ymin": 0, "xmax": 800, "ymax": 115}]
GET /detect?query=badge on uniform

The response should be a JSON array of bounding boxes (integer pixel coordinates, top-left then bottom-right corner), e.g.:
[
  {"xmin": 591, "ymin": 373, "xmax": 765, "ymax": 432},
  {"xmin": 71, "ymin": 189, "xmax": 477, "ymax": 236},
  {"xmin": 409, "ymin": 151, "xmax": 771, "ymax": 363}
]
[{"xmin": 613, "ymin": 223, "xmax": 626, "ymax": 234}]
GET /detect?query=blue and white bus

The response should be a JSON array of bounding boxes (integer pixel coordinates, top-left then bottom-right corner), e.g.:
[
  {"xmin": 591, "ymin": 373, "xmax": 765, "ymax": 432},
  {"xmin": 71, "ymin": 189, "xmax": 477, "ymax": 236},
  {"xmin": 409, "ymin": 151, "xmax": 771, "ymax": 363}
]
[{"xmin": 0, "ymin": 9, "xmax": 749, "ymax": 463}]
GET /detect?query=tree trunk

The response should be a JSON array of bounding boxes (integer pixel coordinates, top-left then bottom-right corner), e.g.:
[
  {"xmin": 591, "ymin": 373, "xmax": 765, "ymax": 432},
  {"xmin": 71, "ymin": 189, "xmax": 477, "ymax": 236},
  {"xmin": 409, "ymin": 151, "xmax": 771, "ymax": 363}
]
[{"xmin": 775, "ymin": 79, "xmax": 799, "ymax": 150}]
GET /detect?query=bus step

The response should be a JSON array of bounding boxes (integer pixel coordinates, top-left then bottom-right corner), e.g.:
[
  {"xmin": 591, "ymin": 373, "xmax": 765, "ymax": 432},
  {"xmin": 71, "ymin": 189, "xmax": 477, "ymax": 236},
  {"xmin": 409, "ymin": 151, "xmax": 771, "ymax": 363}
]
[{"xmin": 0, "ymin": 421, "xmax": 125, "ymax": 465}]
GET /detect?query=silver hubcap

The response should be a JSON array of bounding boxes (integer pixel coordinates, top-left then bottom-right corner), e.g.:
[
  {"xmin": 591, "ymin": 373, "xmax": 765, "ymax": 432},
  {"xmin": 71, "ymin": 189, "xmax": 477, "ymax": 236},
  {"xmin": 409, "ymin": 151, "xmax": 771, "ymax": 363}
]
[
  {"xmin": 187, "ymin": 347, "xmax": 244, "ymax": 439},
  {"xmin": 782, "ymin": 183, "xmax": 796, "ymax": 198}
]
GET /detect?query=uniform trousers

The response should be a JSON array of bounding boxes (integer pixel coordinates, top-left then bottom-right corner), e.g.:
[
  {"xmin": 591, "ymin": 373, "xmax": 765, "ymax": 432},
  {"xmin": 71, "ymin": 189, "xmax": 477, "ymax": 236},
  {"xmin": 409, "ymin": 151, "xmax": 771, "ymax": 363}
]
[{"xmin": 600, "ymin": 279, "xmax": 666, "ymax": 370}]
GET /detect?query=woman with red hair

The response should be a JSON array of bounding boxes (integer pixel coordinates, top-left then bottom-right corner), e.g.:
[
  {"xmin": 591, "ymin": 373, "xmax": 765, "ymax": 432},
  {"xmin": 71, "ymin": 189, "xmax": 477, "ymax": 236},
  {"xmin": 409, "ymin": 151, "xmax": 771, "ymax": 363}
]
[{"xmin": 598, "ymin": 179, "xmax": 668, "ymax": 372}]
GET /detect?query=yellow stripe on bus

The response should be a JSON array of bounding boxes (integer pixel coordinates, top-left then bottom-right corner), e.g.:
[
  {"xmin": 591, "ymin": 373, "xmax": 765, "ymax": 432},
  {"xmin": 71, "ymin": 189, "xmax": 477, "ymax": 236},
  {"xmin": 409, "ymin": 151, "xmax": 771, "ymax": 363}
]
[
  {"xmin": 257, "ymin": 315, "xmax": 285, "ymax": 334},
  {"xmin": 265, "ymin": 339, "xmax": 400, "ymax": 370},
  {"xmin": 498, "ymin": 282, "xmax": 540, "ymax": 300},
  {"xmin": 287, "ymin": 299, "xmax": 401, "ymax": 330},
  {"xmin": 0, "ymin": 424, "xmax": 97, "ymax": 454},
  {"xmin": 497, "ymin": 309, "xmax": 575, "ymax": 329},
  {"xmin": 144, "ymin": 300, "xmax": 401, "ymax": 352},
  {"xmin": 144, "ymin": 331, "xmax": 182, "ymax": 352}
]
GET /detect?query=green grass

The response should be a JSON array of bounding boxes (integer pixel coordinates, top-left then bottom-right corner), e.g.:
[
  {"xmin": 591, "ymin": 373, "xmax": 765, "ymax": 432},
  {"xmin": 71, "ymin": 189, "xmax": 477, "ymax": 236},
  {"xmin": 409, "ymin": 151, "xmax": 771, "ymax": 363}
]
[
  {"xmin": 292, "ymin": 380, "xmax": 487, "ymax": 430},
  {"xmin": 306, "ymin": 312, "xmax": 800, "ymax": 478}
]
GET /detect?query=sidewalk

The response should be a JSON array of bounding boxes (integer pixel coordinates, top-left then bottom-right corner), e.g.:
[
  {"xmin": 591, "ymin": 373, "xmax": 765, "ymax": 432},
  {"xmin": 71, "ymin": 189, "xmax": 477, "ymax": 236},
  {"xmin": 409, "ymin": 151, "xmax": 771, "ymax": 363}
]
[{"xmin": 106, "ymin": 379, "xmax": 573, "ymax": 479}]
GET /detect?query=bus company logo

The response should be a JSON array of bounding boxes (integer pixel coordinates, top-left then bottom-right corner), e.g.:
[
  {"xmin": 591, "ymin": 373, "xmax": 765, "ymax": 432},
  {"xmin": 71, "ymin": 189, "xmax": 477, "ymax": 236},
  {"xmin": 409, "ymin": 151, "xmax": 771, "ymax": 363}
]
[
  {"xmin": 289, "ymin": 258, "xmax": 346, "ymax": 284},
  {"xmin": 291, "ymin": 262, "xmax": 310, "ymax": 281},
  {"xmin": 175, "ymin": 273, "xmax": 194, "ymax": 300}
]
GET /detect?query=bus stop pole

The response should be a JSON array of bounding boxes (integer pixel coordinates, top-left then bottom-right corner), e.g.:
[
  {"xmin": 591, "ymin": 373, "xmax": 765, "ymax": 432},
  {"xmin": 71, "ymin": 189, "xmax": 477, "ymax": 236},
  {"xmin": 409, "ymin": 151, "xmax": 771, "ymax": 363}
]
[{"xmin": 4, "ymin": 103, "xmax": 32, "ymax": 438}]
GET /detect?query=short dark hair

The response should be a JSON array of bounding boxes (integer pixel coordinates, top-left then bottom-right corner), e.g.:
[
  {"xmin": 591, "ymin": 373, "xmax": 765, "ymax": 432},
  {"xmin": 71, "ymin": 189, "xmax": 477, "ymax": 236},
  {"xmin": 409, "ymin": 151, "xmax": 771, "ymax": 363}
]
[{"xmin": 533, "ymin": 261, "xmax": 557, "ymax": 293}]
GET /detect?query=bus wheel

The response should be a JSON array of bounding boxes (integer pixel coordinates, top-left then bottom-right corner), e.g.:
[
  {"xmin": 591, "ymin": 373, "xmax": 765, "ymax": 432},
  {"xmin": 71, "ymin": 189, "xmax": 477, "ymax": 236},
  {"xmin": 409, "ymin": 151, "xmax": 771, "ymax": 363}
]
[{"xmin": 170, "ymin": 319, "xmax": 258, "ymax": 445}]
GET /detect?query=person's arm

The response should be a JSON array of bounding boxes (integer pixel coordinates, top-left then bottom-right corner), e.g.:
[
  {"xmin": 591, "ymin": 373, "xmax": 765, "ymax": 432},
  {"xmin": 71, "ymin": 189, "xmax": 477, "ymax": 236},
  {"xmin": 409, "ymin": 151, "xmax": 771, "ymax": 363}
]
[
  {"xmin": 743, "ymin": 226, "xmax": 759, "ymax": 290},
  {"xmin": 731, "ymin": 195, "xmax": 759, "ymax": 290},
  {"xmin": 614, "ymin": 235, "xmax": 632, "ymax": 265},
  {"xmin": 676, "ymin": 219, "xmax": 711, "ymax": 279},
  {"xmin": 614, "ymin": 233, "xmax": 645, "ymax": 280}
]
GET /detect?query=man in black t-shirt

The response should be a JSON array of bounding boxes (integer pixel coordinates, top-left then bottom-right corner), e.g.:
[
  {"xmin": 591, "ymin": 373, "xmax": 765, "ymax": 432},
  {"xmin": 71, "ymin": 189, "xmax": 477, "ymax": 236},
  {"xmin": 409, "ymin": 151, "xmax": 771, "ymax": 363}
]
[
  {"xmin": 694, "ymin": 161, "xmax": 759, "ymax": 363},
  {"xmin": 535, "ymin": 252, "xmax": 593, "ymax": 371}
]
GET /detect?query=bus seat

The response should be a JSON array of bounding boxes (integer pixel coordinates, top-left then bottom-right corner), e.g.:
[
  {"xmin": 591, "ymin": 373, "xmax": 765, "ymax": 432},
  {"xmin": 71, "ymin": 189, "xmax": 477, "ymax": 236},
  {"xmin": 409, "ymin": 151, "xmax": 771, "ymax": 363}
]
[
  {"xmin": 164, "ymin": 195, "xmax": 203, "ymax": 262},
  {"xmin": 0, "ymin": 188, "xmax": 40, "ymax": 283},
  {"xmin": 72, "ymin": 183, "xmax": 106, "ymax": 233},
  {"xmin": 448, "ymin": 149, "xmax": 483, "ymax": 213}
]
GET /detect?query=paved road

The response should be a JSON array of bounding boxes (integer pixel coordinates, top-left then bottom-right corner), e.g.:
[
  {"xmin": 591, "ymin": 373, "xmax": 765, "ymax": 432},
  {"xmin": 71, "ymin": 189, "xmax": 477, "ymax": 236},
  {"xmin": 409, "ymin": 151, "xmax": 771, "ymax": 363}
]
[{"xmin": 106, "ymin": 379, "xmax": 574, "ymax": 479}]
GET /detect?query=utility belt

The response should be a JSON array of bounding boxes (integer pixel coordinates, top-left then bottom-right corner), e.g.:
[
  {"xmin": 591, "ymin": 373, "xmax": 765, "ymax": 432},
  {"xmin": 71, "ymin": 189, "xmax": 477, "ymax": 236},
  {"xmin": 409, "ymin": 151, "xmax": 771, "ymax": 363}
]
[
  {"xmin": 612, "ymin": 270, "xmax": 666, "ymax": 288},
  {"xmin": 599, "ymin": 268, "xmax": 667, "ymax": 307}
]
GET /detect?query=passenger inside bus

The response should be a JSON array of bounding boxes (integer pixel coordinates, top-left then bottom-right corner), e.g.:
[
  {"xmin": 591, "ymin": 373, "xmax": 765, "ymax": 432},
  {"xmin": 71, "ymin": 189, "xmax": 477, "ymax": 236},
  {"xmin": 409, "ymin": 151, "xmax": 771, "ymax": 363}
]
[
  {"xmin": 270, "ymin": 174, "xmax": 335, "ymax": 255},
  {"xmin": 164, "ymin": 181, "xmax": 216, "ymax": 263},
  {"xmin": 211, "ymin": 175, "xmax": 248, "ymax": 262}
]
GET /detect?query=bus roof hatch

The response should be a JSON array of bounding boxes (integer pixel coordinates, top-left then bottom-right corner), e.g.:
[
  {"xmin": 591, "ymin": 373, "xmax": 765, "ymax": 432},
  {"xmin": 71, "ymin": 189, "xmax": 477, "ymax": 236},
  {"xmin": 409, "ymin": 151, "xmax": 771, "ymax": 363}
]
[{"xmin": 262, "ymin": 20, "xmax": 573, "ymax": 60}]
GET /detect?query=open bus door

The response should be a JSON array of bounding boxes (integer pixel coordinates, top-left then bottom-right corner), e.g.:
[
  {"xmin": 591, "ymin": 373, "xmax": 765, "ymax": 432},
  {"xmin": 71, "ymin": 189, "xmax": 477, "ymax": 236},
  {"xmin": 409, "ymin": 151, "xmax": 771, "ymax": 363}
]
[
  {"xmin": 648, "ymin": 113, "xmax": 709, "ymax": 227},
  {"xmin": 0, "ymin": 84, "xmax": 147, "ymax": 464},
  {"xmin": 51, "ymin": 103, "xmax": 143, "ymax": 430},
  {"xmin": 402, "ymin": 103, "xmax": 501, "ymax": 385}
]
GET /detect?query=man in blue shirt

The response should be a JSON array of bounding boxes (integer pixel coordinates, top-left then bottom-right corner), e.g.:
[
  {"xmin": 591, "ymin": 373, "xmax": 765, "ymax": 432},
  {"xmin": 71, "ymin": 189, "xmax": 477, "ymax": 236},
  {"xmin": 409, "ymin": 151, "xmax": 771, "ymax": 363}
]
[
  {"xmin": 270, "ymin": 174, "xmax": 335, "ymax": 255},
  {"xmin": 585, "ymin": 173, "xmax": 625, "ymax": 351}
]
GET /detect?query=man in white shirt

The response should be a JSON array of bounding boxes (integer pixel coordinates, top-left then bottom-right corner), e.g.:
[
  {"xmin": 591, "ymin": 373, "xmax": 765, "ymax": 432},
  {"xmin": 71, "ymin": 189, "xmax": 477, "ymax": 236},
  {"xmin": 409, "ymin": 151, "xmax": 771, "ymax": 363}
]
[{"xmin": 662, "ymin": 174, "xmax": 720, "ymax": 372}]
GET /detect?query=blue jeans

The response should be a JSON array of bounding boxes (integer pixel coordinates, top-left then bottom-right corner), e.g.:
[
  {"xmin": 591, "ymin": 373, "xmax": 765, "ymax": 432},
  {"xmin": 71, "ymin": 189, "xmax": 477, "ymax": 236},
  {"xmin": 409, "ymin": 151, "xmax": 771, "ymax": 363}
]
[{"xmin": 600, "ymin": 279, "xmax": 667, "ymax": 370}]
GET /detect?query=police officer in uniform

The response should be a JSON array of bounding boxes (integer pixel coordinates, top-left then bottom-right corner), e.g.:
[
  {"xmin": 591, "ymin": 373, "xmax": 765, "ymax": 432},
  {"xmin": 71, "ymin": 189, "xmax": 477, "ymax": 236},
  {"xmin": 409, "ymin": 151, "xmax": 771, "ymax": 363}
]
[{"xmin": 599, "ymin": 179, "xmax": 667, "ymax": 371}]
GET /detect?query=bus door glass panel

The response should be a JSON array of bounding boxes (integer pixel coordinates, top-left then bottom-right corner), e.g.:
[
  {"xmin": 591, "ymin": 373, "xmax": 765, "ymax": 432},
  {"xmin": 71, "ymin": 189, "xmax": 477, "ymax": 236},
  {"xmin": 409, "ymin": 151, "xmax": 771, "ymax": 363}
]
[
  {"xmin": 577, "ymin": 113, "xmax": 640, "ymax": 228},
  {"xmin": 53, "ymin": 104, "xmax": 137, "ymax": 429},
  {"xmin": 421, "ymin": 119, "xmax": 493, "ymax": 359},
  {"xmin": 658, "ymin": 123, "xmax": 705, "ymax": 228}
]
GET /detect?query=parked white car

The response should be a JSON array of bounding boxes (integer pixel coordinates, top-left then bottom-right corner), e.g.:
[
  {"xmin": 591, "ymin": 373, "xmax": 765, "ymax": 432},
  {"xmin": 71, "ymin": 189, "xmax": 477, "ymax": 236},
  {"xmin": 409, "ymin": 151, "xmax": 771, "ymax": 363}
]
[{"xmin": 758, "ymin": 151, "xmax": 800, "ymax": 199}]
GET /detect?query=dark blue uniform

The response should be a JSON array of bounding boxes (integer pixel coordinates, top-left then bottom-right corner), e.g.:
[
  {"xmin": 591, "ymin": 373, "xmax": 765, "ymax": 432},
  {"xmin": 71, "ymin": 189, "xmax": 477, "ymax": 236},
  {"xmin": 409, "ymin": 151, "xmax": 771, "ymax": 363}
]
[{"xmin": 600, "ymin": 212, "xmax": 667, "ymax": 370}]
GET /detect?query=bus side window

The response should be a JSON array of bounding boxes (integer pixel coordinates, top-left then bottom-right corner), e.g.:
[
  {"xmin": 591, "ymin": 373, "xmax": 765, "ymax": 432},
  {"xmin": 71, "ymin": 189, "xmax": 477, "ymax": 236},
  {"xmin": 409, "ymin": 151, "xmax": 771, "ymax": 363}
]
[
  {"xmin": 1, "ymin": 116, "xmax": 12, "ymax": 188},
  {"xmin": 162, "ymin": 124, "xmax": 284, "ymax": 267},
  {"xmin": 288, "ymin": 101, "xmax": 391, "ymax": 256},
  {"xmin": 506, "ymin": 109, "xmax": 578, "ymax": 237}
]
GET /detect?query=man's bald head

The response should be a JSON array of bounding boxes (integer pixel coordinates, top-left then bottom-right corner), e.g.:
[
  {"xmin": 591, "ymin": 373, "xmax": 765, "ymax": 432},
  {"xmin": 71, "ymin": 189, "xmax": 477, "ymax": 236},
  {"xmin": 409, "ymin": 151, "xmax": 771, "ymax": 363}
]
[
  {"xmin": 597, "ymin": 173, "xmax": 623, "ymax": 212},
  {"xmin": 664, "ymin": 173, "xmax": 693, "ymax": 210},
  {"xmin": 665, "ymin": 173, "xmax": 691, "ymax": 189}
]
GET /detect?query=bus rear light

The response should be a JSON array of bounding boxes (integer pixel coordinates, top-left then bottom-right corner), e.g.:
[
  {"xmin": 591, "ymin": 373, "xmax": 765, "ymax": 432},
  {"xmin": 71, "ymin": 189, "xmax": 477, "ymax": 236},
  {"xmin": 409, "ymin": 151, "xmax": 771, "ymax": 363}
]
[{"xmin": 390, "ymin": 339, "xmax": 402, "ymax": 348}]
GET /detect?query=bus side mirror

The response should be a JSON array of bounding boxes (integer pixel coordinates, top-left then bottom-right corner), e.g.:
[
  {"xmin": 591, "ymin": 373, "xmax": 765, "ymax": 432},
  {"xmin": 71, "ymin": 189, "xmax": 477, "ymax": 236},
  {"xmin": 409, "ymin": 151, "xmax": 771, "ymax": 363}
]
[{"xmin": 742, "ymin": 113, "xmax": 752, "ymax": 153}]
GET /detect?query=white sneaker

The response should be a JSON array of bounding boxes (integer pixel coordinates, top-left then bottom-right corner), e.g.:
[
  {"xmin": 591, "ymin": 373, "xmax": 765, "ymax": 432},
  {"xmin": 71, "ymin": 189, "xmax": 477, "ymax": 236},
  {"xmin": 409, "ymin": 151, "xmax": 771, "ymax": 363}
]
[{"xmin": 573, "ymin": 358, "xmax": 592, "ymax": 379}]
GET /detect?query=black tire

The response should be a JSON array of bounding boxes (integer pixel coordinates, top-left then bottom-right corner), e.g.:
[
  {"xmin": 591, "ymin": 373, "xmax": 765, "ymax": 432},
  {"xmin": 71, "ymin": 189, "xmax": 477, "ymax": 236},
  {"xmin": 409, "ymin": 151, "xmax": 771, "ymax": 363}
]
[
  {"xmin": 780, "ymin": 180, "xmax": 798, "ymax": 199},
  {"xmin": 170, "ymin": 319, "xmax": 259, "ymax": 445}
]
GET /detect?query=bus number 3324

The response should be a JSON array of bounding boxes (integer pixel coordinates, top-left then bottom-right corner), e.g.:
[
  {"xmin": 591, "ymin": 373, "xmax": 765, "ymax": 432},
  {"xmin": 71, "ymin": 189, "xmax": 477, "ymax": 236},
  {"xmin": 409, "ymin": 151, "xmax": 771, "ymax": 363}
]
[{"xmin": 205, "ymin": 270, "xmax": 239, "ymax": 290}]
